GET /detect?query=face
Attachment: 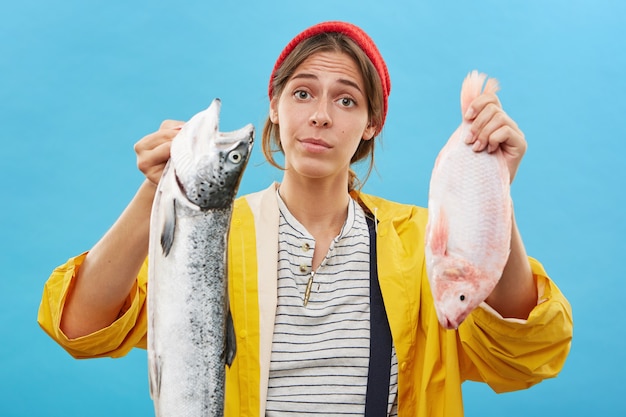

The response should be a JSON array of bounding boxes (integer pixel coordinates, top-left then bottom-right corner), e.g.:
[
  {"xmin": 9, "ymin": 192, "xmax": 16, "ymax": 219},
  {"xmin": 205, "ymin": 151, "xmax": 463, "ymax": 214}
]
[{"xmin": 270, "ymin": 51, "xmax": 376, "ymax": 184}]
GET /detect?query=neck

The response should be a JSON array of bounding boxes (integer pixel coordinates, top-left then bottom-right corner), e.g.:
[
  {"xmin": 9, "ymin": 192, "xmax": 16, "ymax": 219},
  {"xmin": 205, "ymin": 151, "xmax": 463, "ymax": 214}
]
[{"xmin": 278, "ymin": 174, "xmax": 351, "ymax": 238}]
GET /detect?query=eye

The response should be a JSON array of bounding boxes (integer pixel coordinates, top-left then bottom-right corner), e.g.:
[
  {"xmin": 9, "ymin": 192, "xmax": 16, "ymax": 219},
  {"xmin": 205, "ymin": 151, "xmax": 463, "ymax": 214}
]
[
  {"xmin": 294, "ymin": 90, "xmax": 310, "ymax": 100},
  {"xmin": 459, "ymin": 295, "xmax": 466, "ymax": 301},
  {"xmin": 228, "ymin": 151, "xmax": 242, "ymax": 164},
  {"xmin": 338, "ymin": 97, "xmax": 356, "ymax": 107}
]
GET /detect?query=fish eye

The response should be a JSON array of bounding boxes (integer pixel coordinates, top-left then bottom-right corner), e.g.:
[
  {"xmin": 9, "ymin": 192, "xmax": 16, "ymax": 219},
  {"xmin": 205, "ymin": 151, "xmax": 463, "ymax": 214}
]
[
  {"xmin": 460, "ymin": 295, "xmax": 466, "ymax": 301},
  {"xmin": 228, "ymin": 151, "xmax": 242, "ymax": 164}
]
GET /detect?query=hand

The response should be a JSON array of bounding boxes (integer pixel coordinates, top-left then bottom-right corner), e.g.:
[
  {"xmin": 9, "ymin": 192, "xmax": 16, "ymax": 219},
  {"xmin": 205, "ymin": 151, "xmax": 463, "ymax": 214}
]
[
  {"xmin": 134, "ymin": 120, "xmax": 184, "ymax": 185},
  {"xmin": 463, "ymin": 93, "xmax": 526, "ymax": 183}
]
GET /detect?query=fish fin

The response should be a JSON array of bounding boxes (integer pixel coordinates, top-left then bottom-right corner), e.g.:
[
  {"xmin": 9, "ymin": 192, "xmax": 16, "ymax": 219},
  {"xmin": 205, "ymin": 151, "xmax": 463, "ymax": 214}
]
[
  {"xmin": 148, "ymin": 353, "xmax": 162, "ymax": 400},
  {"xmin": 483, "ymin": 77, "xmax": 500, "ymax": 95},
  {"xmin": 225, "ymin": 309, "xmax": 237, "ymax": 367},
  {"xmin": 460, "ymin": 70, "xmax": 500, "ymax": 116},
  {"xmin": 160, "ymin": 199, "xmax": 176, "ymax": 256},
  {"xmin": 430, "ymin": 206, "xmax": 449, "ymax": 257}
]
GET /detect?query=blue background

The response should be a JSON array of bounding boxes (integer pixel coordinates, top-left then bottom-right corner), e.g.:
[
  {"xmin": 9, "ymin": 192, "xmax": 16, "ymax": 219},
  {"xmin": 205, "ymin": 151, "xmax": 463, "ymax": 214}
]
[{"xmin": 1, "ymin": 0, "xmax": 624, "ymax": 415}]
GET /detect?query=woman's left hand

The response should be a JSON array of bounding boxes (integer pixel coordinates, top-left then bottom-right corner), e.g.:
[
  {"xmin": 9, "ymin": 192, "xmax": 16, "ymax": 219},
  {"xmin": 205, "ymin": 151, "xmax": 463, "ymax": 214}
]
[{"xmin": 463, "ymin": 93, "xmax": 526, "ymax": 183}]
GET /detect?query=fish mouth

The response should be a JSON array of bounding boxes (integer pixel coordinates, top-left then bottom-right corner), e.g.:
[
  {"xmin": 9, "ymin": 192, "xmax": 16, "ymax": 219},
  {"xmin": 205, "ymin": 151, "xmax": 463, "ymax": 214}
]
[
  {"xmin": 437, "ymin": 309, "xmax": 467, "ymax": 330},
  {"xmin": 169, "ymin": 98, "xmax": 254, "ymax": 210},
  {"xmin": 442, "ymin": 317, "xmax": 458, "ymax": 330}
]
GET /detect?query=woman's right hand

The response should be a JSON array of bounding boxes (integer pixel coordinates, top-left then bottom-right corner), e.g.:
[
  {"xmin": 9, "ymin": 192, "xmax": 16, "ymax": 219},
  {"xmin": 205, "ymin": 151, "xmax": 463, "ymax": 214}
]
[{"xmin": 134, "ymin": 120, "xmax": 185, "ymax": 185}]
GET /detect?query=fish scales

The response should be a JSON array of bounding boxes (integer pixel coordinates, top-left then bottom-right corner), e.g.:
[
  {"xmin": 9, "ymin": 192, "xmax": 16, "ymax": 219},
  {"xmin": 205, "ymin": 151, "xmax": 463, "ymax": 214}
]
[
  {"xmin": 425, "ymin": 71, "xmax": 512, "ymax": 330},
  {"xmin": 151, "ymin": 211, "xmax": 229, "ymax": 415},
  {"xmin": 148, "ymin": 99, "xmax": 254, "ymax": 416}
]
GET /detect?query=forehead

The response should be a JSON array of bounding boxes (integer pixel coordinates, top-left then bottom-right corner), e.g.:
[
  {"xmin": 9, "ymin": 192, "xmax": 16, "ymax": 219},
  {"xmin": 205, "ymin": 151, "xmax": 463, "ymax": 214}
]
[{"xmin": 290, "ymin": 51, "xmax": 365, "ymax": 85}]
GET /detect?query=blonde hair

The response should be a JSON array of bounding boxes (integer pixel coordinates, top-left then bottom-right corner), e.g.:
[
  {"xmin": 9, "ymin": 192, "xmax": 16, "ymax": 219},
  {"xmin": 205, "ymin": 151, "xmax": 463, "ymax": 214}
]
[{"xmin": 262, "ymin": 32, "xmax": 385, "ymax": 191}]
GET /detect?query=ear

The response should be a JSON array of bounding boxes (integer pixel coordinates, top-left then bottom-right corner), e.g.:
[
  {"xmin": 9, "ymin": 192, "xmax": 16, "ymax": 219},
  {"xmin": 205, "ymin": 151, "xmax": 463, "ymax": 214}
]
[
  {"xmin": 269, "ymin": 97, "xmax": 279, "ymax": 124},
  {"xmin": 362, "ymin": 122, "xmax": 377, "ymax": 141}
]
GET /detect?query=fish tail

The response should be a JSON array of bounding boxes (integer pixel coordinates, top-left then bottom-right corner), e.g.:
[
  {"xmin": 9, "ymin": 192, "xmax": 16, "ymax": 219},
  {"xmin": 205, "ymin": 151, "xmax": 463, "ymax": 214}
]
[{"xmin": 460, "ymin": 70, "xmax": 500, "ymax": 116}]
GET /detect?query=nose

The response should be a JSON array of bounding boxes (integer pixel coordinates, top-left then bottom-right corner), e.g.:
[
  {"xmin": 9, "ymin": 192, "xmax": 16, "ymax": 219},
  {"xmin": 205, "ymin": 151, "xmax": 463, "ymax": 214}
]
[{"xmin": 309, "ymin": 100, "xmax": 332, "ymax": 127}]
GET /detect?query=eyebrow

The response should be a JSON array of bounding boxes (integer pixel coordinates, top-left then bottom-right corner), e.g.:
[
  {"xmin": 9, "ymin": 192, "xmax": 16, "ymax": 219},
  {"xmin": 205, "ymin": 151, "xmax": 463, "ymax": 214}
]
[{"xmin": 290, "ymin": 73, "xmax": 364, "ymax": 94}]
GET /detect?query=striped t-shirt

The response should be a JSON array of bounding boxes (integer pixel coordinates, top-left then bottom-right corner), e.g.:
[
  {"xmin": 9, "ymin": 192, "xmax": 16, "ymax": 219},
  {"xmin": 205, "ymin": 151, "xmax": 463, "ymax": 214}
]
[{"xmin": 265, "ymin": 192, "xmax": 398, "ymax": 416}]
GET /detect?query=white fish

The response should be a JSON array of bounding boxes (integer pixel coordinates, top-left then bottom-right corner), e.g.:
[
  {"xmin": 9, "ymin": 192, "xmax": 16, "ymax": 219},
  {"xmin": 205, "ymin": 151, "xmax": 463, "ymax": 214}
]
[
  {"xmin": 147, "ymin": 99, "xmax": 254, "ymax": 416},
  {"xmin": 425, "ymin": 71, "xmax": 512, "ymax": 330}
]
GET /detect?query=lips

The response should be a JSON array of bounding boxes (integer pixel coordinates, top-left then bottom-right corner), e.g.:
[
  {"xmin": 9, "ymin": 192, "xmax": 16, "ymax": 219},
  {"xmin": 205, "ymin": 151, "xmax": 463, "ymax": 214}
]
[
  {"xmin": 300, "ymin": 138, "xmax": 331, "ymax": 147},
  {"xmin": 299, "ymin": 138, "xmax": 332, "ymax": 152}
]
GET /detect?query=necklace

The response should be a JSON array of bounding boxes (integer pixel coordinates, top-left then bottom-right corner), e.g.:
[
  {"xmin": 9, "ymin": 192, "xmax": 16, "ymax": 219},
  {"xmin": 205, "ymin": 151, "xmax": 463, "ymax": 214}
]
[
  {"xmin": 303, "ymin": 271, "xmax": 316, "ymax": 307},
  {"xmin": 302, "ymin": 239, "xmax": 337, "ymax": 307}
]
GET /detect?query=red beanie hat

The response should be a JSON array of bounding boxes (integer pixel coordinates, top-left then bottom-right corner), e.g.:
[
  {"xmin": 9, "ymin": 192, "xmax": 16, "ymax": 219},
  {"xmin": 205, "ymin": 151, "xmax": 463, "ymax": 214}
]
[{"xmin": 269, "ymin": 21, "xmax": 391, "ymax": 132}]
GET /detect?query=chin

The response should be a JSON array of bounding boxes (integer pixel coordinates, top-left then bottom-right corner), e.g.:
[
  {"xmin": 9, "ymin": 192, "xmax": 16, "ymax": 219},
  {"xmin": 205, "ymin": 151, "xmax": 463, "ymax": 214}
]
[{"xmin": 288, "ymin": 162, "xmax": 339, "ymax": 180}]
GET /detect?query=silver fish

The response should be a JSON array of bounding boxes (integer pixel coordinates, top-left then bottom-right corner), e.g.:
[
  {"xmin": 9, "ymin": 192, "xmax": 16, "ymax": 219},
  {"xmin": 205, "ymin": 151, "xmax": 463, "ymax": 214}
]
[{"xmin": 147, "ymin": 98, "xmax": 254, "ymax": 416}]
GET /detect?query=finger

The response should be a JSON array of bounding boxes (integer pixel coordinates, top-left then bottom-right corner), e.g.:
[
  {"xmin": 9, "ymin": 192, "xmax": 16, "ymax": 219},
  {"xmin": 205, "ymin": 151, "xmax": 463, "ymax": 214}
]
[
  {"xmin": 137, "ymin": 141, "xmax": 172, "ymax": 184},
  {"xmin": 464, "ymin": 93, "xmax": 501, "ymax": 121},
  {"xmin": 137, "ymin": 140, "xmax": 171, "ymax": 170},
  {"xmin": 160, "ymin": 119, "xmax": 185, "ymax": 130},
  {"xmin": 470, "ymin": 101, "xmax": 501, "ymax": 134},
  {"xmin": 485, "ymin": 125, "xmax": 516, "ymax": 154},
  {"xmin": 467, "ymin": 105, "xmax": 498, "ymax": 151},
  {"xmin": 135, "ymin": 119, "xmax": 184, "ymax": 151},
  {"xmin": 134, "ymin": 128, "xmax": 178, "ymax": 154},
  {"xmin": 473, "ymin": 110, "xmax": 511, "ymax": 152},
  {"xmin": 490, "ymin": 125, "xmax": 527, "ymax": 183},
  {"xmin": 147, "ymin": 140, "xmax": 172, "ymax": 163},
  {"xmin": 464, "ymin": 98, "xmax": 501, "ymax": 146}
]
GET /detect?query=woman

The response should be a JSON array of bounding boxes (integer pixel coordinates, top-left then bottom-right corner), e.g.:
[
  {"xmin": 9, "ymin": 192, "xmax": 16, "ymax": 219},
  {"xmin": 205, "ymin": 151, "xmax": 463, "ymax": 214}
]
[{"xmin": 38, "ymin": 21, "xmax": 573, "ymax": 416}]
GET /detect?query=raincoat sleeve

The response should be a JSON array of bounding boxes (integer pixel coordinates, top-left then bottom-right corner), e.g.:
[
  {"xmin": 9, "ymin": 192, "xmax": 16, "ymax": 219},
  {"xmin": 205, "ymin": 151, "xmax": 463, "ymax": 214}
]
[
  {"xmin": 458, "ymin": 257, "xmax": 573, "ymax": 392},
  {"xmin": 37, "ymin": 252, "xmax": 149, "ymax": 359}
]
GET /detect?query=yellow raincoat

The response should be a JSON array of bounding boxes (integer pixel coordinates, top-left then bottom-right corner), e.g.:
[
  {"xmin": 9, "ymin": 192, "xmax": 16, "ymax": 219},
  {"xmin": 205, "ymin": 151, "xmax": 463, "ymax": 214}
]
[{"xmin": 38, "ymin": 184, "xmax": 573, "ymax": 416}]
